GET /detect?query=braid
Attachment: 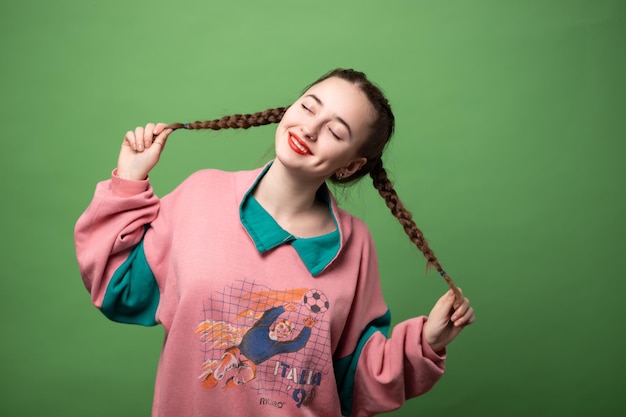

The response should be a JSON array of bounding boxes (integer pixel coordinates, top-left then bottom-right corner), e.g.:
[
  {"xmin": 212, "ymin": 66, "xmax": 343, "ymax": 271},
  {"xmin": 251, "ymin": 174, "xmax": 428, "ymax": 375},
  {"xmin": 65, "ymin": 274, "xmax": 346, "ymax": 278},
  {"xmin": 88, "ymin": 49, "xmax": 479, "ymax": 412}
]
[
  {"xmin": 166, "ymin": 107, "xmax": 287, "ymax": 131},
  {"xmin": 370, "ymin": 159, "xmax": 462, "ymax": 301}
]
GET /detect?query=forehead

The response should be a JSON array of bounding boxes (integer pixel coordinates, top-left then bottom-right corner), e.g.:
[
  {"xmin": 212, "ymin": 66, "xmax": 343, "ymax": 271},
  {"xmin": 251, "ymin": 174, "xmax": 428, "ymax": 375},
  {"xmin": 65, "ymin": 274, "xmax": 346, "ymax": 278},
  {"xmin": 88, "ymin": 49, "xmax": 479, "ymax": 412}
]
[{"xmin": 303, "ymin": 77, "xmax": 375, "ymax": 134}]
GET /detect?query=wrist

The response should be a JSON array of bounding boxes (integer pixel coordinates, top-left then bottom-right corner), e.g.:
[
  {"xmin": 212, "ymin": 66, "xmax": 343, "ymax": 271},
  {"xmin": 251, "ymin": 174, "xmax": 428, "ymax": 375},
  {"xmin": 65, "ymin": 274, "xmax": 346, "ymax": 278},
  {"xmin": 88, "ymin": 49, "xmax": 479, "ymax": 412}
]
[
  {"xmin": 423, "ymin": 320, "xmax": 446, "ymax": 353},
  {"xmin": 110, "ymin": 170, "xmax": 150, "ymax": 196},
  {"xmin": 115, "ymin": 168, "xmax": 148, "ymax": 181},
  {"xmin": 427, "ymin": 340, "xmax": 446, "ymax": 354},
  {"xmin": 424, "ymin": 335, "xmax": 447, "ymax": 356}
]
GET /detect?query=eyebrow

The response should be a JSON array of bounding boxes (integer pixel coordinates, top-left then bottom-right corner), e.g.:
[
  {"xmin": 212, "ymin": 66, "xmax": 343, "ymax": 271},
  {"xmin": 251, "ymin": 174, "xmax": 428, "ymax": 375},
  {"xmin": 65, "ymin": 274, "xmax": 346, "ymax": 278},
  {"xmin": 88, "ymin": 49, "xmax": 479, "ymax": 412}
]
[{"xmin": 305, "ymin": 94, "xmax": 353, "ymax": 137}]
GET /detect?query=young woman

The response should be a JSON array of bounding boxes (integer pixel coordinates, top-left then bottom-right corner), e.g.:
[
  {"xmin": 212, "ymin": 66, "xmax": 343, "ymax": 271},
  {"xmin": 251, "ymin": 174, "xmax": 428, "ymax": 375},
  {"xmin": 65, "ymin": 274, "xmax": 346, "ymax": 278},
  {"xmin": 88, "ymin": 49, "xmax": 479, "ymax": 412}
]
[{"xmin": 75, "ymin": 68, "xmax": 475, "ymax": 417}]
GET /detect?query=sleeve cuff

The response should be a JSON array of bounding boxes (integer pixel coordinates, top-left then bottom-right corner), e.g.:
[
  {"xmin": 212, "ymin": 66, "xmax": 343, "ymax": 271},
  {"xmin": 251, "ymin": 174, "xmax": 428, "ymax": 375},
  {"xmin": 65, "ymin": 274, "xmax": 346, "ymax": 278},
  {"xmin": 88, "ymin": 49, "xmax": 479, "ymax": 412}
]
[{"xmin": 111, "ymin": 169, "xmax": 150, "ymax": 197}]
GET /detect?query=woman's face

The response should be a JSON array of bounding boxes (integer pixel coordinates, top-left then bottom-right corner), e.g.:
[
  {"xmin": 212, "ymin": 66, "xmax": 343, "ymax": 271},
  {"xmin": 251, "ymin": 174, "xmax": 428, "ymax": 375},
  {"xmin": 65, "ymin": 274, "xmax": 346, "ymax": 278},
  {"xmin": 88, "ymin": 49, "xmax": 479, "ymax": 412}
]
[{"xmin": 274, "ymin": 76, "xmax": 375, "ymax": 182}]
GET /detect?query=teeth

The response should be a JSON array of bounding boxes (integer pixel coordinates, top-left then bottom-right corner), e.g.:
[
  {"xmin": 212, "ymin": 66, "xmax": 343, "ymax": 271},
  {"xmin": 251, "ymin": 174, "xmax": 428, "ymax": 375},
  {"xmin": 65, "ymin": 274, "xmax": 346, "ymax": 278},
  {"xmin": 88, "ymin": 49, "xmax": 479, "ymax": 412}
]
[{"xmin": 291, "ymin": 135, "xmax": 308, "ymax": 153}]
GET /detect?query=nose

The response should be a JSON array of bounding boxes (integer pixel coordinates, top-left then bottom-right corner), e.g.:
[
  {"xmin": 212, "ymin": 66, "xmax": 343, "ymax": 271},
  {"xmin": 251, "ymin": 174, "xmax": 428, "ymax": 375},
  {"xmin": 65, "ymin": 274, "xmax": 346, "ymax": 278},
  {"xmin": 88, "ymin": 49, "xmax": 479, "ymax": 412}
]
[{"xmin": 301, "ymin": 122, "xmax": 319, "ymax": 141}]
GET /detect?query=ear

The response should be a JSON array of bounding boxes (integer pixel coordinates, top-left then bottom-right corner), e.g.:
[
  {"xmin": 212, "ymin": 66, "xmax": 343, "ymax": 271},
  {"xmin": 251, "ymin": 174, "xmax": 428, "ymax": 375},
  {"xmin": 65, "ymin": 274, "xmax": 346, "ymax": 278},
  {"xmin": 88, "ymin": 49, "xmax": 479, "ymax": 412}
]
[{"xmin": 338, "ymin": 157, "xmax": 367, "ymax": 179}]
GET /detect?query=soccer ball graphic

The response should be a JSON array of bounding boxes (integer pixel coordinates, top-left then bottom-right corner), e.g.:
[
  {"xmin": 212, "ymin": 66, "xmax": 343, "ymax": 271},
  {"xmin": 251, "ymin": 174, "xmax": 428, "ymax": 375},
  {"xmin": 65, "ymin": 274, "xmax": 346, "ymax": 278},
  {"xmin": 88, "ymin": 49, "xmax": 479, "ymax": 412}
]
[{"xmin": 303, "ymin": 289, "xmax": 329, "ymax": 314}]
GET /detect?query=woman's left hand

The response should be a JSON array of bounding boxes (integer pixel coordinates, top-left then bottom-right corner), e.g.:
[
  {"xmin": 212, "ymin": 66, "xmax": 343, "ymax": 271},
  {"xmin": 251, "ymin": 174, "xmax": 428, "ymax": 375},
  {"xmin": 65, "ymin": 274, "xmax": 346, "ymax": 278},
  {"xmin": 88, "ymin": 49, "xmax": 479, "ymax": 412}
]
[{"xmin": 423, "ymin": 288, "xmax": 475, "ymax": 353}]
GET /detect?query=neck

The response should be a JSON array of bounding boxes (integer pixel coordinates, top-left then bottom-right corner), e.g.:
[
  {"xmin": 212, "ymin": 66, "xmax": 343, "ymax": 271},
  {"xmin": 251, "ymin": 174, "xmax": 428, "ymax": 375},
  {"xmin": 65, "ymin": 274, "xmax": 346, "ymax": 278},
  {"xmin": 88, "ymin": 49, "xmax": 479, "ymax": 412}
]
[
  {"xmin": 253, "ymin": 161, "xmax": 325, "ymax": 218},
  {"xmin": 252, "ymin": 160, "xmax": 337, "ymax": 237}
]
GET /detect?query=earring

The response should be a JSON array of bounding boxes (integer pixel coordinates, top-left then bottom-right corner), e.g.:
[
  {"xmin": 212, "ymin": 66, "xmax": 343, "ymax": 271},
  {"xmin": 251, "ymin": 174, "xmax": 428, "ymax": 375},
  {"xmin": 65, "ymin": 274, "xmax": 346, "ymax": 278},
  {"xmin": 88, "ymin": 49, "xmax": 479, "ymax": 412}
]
[{"xmin": 337, "ymin": 171, "xmax": 345, "ymax": 180}]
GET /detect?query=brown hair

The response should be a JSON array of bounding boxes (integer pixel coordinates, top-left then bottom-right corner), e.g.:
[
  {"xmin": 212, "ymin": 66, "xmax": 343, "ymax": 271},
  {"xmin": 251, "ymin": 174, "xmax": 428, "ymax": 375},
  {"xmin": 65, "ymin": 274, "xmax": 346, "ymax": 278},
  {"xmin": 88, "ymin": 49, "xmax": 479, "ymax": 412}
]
[{"xmin": 167, "ymin": 69, "xmax": 461, "ymax": 301}]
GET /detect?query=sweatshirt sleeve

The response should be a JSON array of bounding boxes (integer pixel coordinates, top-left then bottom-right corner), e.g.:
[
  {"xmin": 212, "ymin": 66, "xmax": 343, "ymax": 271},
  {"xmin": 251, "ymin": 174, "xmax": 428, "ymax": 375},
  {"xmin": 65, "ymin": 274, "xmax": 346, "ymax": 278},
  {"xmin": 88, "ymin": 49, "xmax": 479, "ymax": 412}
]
[
  {"xmin": 349, "ymin": 317, "xmax": 446, "ymax": 416},
  {"xmin": 333, "ymin": 223, "xmax": 446, "ymax": 417},
  {"xmin": 74, "ymin": 171, "xmax": 162, "ymax": 326}
]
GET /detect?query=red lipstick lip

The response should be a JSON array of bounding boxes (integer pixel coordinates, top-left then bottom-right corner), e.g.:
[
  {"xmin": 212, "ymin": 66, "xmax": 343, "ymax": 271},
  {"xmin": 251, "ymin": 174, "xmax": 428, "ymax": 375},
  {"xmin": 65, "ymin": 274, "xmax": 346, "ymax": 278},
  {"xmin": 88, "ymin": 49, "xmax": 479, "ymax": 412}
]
[{"xmin": 288, "ymin": 132, "xmax": 312, "ymax": 155}]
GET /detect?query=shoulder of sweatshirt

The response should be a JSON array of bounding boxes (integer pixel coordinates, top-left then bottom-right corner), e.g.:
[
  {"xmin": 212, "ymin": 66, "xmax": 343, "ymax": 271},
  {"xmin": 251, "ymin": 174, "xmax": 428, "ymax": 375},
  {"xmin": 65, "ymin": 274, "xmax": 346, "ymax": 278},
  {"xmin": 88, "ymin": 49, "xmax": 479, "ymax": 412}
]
[{"xmin": 168, "ymin": 167, "xmax": 264, "ymax": 198}]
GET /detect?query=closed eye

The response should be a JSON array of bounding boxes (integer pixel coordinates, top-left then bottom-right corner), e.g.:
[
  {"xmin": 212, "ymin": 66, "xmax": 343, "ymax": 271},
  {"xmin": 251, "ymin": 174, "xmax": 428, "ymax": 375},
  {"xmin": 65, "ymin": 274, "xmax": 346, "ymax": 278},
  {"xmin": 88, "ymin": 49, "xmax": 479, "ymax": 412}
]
[
  {"xmin": 328, "ymin": 127, "xmax": 342, "ymax": 140},
  {"xmin": 301, "ymin": 103, "xmax": 313, "ymax": 113}
]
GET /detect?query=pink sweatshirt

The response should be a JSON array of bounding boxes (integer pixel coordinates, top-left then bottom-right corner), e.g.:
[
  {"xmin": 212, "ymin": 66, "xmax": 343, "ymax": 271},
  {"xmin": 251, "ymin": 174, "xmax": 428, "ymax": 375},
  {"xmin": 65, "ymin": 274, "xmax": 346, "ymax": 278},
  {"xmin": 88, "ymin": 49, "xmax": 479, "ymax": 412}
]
[{"xmin": 74, "ymin": 165, "xmax": 445, "ymax": 417}]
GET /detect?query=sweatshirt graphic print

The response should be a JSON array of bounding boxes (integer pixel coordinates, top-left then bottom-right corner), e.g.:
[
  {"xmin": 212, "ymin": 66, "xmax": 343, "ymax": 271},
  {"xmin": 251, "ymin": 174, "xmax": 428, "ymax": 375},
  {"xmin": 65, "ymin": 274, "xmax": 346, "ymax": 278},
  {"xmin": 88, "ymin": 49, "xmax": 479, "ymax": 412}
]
[{"xmin": 197, "ymin": 280, "xmax": 330, "ymax": 409}]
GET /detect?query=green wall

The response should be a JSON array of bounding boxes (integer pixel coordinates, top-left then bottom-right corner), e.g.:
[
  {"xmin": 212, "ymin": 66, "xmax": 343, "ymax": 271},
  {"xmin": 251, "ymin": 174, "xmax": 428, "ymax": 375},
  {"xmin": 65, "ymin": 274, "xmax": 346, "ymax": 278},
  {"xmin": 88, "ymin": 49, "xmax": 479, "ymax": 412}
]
[{"xmin": 1, "ymin": 0, "xmax": 624, "ymax": 415}]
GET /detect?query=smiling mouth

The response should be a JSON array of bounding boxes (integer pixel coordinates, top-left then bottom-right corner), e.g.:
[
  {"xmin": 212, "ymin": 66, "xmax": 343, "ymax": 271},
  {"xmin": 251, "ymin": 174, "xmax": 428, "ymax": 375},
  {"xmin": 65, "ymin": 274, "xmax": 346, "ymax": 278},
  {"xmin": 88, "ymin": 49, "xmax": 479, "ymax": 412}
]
[{"xmin": 288, "ymin": 132, "xmax": 312, "ymax": 155}]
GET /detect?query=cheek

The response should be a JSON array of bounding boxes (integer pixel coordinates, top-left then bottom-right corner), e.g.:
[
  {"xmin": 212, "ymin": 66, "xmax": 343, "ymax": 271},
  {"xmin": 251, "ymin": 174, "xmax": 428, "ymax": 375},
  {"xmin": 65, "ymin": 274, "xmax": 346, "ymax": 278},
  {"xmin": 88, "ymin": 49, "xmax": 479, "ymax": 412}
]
[
  {"xmin": 323, "ymin": 141, "xmax": 359, "ymax": 162},
  {"xmin": 275, "ymin": 113, "xmax": 295, "ymax": 142},
  {"xmin": 278, "ymin": 107, "xmax": 299, "ymax": 127}
]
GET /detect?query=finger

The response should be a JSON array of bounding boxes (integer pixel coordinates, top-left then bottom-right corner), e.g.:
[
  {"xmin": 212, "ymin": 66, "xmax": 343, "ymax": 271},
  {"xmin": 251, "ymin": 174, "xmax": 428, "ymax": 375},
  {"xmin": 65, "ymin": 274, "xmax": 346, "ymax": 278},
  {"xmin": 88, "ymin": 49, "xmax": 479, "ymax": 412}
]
[
  {"xmin": 143, "ymin": 123, "xmax": 156, "ymax": 148},
  {"xmin": 134, "ymin": 126, "xmax": 145, "ymax": 151},
  {"xmin": 451, "ymin": 297, "xmax": 470, "ymax": 320},
  {"xmin": 152, "ymin": 127, "xmax": 172, "ymax": 149},
  {"xmin": 153, "ymin": 122, "xmax": 168, "ymax": 136},
  {"xmin": 453, "ymin": 305, "xmax": 475, "ymax": 327},
  {"xmin": 123, "ymin": 130, "xmax": 136, "ymax": 151},
  {"xmin": 455, "ymin": 313, "xmax": 475, "ymax": 327},
  {"xmin": 452, "ymin": 287, "xmax": 464, "ymax": 309},
  {"xmin": 440, "ymin": 289, "xmax": 456, "ymax": 310}
]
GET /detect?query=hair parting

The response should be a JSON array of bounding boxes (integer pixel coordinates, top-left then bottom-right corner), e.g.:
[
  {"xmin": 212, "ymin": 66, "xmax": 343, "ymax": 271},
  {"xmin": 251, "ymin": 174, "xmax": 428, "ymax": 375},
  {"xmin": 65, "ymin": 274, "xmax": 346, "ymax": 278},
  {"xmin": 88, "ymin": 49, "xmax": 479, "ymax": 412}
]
[{"xmin": 165, "ymin": 68, "xmax": 461, "ymax": 302}]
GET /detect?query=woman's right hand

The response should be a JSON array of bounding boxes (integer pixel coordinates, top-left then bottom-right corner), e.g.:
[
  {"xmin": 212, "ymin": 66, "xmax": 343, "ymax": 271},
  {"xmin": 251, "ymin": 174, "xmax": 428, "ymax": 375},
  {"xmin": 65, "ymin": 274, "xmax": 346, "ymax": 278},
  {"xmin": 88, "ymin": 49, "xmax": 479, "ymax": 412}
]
[{"xmin": 116, "ymin": 123, "xmax": 173, "ymax": 180}]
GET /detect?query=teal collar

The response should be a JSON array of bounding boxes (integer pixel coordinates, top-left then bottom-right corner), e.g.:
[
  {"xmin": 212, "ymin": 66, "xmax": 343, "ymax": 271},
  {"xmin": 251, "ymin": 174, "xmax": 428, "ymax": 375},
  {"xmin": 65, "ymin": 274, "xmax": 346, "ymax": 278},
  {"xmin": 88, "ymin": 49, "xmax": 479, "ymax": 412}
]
[{"xmin": 239, "ymin": 164, "xmax": 340, "ymax": 276}]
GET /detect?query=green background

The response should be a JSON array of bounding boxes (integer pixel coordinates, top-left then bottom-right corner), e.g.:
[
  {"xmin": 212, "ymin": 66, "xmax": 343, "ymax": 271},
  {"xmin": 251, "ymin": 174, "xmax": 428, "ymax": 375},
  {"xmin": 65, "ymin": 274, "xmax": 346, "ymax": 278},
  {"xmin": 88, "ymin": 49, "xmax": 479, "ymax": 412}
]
[{"xmin": 1, "ymin": 0, "xmax": 624, "ymax": 416}]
